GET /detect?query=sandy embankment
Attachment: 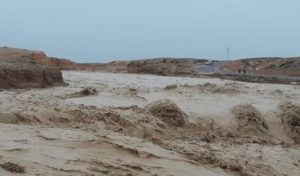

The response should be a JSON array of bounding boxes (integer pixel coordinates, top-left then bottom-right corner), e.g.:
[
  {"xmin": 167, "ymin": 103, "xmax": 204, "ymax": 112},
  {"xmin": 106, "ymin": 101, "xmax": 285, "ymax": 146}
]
[
  {"xmin": 0, "ymin": 47, "xmax": 64, "ymax": 89},
  {"xmin": 0, "ymin": 71, "xmax": 299, "ymax": 176}
]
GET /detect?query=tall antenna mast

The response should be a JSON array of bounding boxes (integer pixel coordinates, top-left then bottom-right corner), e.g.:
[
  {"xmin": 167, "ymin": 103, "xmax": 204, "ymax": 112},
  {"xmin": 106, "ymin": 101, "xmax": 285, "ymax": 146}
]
[{"xmin": 226, "ymin": 47, "xmax": 231, "ymax": 60}]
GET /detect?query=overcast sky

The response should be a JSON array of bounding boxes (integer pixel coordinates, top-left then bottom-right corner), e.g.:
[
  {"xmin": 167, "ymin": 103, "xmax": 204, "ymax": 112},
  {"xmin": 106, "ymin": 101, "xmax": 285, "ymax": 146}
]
[{"xmin": 0, "ymin": 0, "xmax": 299, "ymax": 62}]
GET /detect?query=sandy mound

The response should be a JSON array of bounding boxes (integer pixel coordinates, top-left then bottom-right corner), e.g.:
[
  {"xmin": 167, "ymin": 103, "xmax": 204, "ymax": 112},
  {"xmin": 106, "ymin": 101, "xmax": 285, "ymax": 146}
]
[
  {"xmin": 279, "ymin": 102, "xmax": 300, "ymax": 143},
  {"xmin": 144, "ymin": 99, "xmax": 188, "ymax": 127},
  {"xmin": 232, "ymin": 104, "xmax": 269, "ymax": 135}
]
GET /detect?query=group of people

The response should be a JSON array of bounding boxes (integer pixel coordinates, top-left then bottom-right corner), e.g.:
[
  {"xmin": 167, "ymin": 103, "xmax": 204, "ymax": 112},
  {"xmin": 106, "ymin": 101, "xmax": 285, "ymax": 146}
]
[{"xmin": 238, "ymin": 69, "xmax": 247, "ymax": 74}]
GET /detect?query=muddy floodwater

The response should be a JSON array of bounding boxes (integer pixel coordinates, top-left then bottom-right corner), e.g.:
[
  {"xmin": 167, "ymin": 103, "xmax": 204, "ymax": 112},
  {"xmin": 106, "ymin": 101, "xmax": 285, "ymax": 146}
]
[{"xmin": 0, "ymin": 71, "xmax": 299, "ymax": 176}]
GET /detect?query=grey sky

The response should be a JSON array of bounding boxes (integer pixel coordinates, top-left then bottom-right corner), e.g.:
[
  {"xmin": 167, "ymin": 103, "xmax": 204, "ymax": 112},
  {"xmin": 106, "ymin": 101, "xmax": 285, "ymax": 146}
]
[{"xmin": 0, "ymin": 0, "xmax": 299, "ymax": 62}]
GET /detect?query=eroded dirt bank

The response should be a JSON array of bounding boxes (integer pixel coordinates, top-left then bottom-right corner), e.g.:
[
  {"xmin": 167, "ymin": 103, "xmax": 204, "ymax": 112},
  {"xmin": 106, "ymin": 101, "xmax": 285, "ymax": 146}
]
[
  {"xmin": 0, "ymin": 47, "xmax": 64, "ymax": 89},
  {"xmin": 0, "ymin": 71, "xmax": 299, "ymax": 176}
]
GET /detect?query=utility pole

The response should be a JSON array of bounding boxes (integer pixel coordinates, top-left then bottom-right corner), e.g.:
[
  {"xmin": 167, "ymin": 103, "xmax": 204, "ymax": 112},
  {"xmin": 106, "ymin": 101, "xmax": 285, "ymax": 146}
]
[{"xmin": 226, "ymin": 47, "xmax": 231, "ymax": 60}]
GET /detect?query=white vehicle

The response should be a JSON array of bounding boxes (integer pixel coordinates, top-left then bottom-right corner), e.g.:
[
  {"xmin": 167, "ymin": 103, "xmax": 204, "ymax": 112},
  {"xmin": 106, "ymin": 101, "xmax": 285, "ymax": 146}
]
[{"xmin": 205, "ymin": 60, "xmax": 214, "ymax": 65}]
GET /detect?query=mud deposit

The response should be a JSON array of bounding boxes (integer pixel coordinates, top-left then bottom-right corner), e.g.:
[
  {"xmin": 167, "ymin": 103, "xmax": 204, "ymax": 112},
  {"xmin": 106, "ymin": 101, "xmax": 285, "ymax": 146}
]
[{"xmin": 0, "ymin": 71, "xmax": 299, "ymax": 176}]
